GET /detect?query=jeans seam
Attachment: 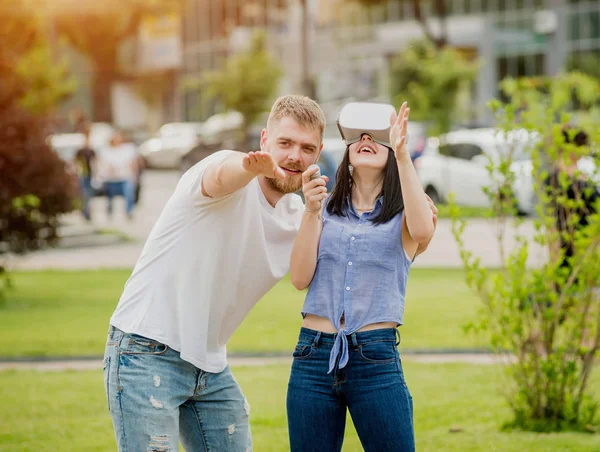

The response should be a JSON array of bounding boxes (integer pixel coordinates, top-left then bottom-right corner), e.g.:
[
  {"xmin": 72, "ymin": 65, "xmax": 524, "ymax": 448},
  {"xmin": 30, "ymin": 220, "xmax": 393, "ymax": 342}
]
[
  {"xmin": 395, "ymin": 355, "xmax": 408, "ymax": 388},
  {"xmin": 191, "ymin": 402, "xmax": 210, "ymax": 451},
  {"xmin": 356, "ymin": 338, "xmax": 395, "ymax": 345},
  {"xmin": 103, "ymin": 356, "xmax": 111, "ymax": 412},
  {"xmin": 116, "ymin": 348, "xmax": 123, "ymax": 393},
  {"xmin": 358, "ymin": 344, "xmax": 397, "ymax": 364},
  {"xmin": 116, "ymin": 363, "xmax": 128, "ymax": 451}
]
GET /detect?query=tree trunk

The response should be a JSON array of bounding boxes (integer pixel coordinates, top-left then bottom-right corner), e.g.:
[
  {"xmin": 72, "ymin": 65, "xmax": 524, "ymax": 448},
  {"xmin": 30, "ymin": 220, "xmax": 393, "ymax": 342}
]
[
  {"xmin": 299, "ymin": 0, "xmax": 315, "ymax": 98},
  {"xmin": 92, "ymin": 70, "xmax": 114, "ymax": 123},
  {"xmin": 411, "ymin": 0, "xmax": 448, "ymax": 49},
  {"xmin": 91, "ymin": 46, "xmax": 118, "ymax": 123}
]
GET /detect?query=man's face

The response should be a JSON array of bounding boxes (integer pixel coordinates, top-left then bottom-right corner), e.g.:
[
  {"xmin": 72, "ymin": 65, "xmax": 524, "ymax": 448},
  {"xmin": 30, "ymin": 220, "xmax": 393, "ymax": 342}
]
[{"xmin": 261, "ymin": 116, "xmax": 323, "ymax": 194}]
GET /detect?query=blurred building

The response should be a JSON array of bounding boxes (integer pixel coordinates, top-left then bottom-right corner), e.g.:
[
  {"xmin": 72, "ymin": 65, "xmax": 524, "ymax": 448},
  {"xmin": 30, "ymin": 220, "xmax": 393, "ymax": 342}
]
[
  {"xmin": 178, "ymin": 0, "xmax": 598, "ymax": 130},
  {"xmin": 180, "ymin": 0, "xmax": 291, "ymax": 122},
  {"xmin": 308, "ymin": 0, "xmax": 600, "ymax": 127},
  {"xmin": 45, "ymin": 0, "xmax": 598, "ymax": 132}
]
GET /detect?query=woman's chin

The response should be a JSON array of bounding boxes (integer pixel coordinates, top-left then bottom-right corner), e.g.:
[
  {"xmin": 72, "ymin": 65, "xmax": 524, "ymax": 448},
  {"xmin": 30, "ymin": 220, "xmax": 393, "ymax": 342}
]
[{"xmin": 351, "ymin": 160, "xmax": 386, "ymax": 172}]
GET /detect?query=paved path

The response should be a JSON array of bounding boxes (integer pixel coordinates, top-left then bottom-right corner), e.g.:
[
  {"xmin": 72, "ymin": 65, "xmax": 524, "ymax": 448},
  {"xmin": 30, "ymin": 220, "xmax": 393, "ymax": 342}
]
[
  {"xmin": 11, "ymin": 170, "xmax": 547, "ymax": 270},
  {"xmin": 0, "ymin": 353, "xmax": 509, "ymax": 372}
]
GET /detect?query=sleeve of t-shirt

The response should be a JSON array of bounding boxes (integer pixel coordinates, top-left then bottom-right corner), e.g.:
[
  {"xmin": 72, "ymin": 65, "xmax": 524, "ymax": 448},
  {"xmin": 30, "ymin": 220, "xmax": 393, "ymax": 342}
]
[{"xmin": 179, "ymin": 149, "xmax": 247, "ymax": 206}]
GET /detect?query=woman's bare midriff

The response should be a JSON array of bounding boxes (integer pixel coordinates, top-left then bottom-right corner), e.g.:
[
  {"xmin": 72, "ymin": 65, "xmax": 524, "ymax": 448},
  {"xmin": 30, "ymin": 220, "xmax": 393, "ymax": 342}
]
[{"xmin": 302, "ymin": 313, "xmax": 397, "ymax": 334}]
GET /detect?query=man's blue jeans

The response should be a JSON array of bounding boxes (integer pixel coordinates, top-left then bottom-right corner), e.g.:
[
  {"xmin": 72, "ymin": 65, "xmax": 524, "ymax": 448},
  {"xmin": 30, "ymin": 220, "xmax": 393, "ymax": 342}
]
[
  {"xmin": 79, "ymin": 176, "xmax": 93, "ymax": 220},
  {"xmin": 103, "ymin": 326, "xmax": 252, "ymax": 451},
  {"xmin": 287, "ymin": 327, "xmax": 414, "ymax": 452}
]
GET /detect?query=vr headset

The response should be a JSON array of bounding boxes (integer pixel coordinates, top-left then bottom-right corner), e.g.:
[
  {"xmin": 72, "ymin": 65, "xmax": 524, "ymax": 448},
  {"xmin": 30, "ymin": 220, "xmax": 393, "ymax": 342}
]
[{"xmin": 336, "ymin": 102, "xmax": 397, "ymax": 150}]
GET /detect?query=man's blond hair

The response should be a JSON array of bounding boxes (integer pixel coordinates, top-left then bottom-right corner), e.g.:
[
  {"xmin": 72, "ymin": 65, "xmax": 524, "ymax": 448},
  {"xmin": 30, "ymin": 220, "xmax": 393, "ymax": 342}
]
[{"xmin": 267, "ymin": 95, "xmax": 326, "ymax": 141}]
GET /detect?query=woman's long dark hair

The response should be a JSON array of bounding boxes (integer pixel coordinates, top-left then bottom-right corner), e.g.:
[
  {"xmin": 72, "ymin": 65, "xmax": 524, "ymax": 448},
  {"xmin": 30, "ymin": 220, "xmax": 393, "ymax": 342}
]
[{"xmin": 326, "ymin": 147, "xmax": 404, "ymax": 224}]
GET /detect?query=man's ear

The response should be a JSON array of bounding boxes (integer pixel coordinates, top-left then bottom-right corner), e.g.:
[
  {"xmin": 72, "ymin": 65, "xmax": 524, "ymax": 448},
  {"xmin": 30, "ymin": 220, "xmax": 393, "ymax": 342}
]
[
  {"xmin": 260, "ymin": 129, "xmax": 268, "ymax": 151},
  {"xmin": 315, "ymin": 142, "xmax": 324, "ymax": 162}
]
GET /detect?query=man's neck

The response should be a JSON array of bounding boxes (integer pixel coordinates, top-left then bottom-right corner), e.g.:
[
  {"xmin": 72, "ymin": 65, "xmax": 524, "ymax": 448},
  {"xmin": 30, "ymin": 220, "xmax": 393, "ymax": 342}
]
[{"xmin": 258, "ymin": 176, "xmax": 286, "ymax": 207}]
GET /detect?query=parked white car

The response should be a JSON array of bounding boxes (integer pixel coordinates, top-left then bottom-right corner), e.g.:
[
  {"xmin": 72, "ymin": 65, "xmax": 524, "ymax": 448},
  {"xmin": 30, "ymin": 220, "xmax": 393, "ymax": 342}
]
[
  {"xmin": 416, "ymin": 128, "xmax": 539, "ymax": 215},
  {"xmin": 139, "ymin": 122, "xmax": 204, "ymax": 169},
  {"xmin": 49, "ymin": 122, "xmax": 115, "ymax": 161}
]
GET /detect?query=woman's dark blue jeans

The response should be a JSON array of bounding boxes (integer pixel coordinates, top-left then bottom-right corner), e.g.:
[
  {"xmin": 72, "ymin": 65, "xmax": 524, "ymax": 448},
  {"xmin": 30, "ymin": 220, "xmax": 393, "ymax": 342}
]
[{"xmin": 287, "ymin": 327, "xmax": 414, "ymax": 452}]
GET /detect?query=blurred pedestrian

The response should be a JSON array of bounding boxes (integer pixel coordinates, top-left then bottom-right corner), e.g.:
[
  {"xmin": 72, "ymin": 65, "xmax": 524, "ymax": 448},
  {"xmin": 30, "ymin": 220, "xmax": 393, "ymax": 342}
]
[
  {"xmin": 546, "ymin": 127, "xmax": 599, "ymax": 276},
  {"xmin": 97, "ymin": 131, "xmax": 138, "ymax": 220},
  {"xmin": 74, "ymin": 126, "xmax": 96, "ymax": 221}
]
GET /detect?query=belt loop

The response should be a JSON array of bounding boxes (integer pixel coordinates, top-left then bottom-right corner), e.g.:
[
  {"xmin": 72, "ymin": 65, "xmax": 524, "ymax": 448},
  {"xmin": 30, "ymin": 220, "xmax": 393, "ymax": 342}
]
[
  {"xmin": 313, "ymin": 331, "xmax": 322, "ymax": 348},
  {"xmin": 350, "ymin": 333, "xmax": 358, "ymax": 349},
  {"xmin": 395, "ymin": 328, "xmax": 401, "ymax": 346}
]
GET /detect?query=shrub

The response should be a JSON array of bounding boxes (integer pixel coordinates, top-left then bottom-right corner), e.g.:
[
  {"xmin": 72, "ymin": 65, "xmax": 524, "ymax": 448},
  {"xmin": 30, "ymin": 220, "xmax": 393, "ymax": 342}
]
[{"xmin": 450, "ymin": 72, "xmax": 600, "ymax": 432}]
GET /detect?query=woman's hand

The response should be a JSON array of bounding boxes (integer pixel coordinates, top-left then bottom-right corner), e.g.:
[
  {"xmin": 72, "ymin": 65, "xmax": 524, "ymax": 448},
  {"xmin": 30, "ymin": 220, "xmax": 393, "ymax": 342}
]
[
  {"xmin": 390, "ymin": 101, "xmax": 411, "ymax": 162},
  {"xmin": 302, "ymin": 166, "xmax": 329, "ymax": 212}
]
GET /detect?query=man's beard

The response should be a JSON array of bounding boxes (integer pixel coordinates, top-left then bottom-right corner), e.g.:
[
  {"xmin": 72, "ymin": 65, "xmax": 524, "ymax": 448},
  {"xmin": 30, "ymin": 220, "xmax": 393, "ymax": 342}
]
[{"xmin": 265, "ymin": 171, "xmax": 303, "ymax": 194}]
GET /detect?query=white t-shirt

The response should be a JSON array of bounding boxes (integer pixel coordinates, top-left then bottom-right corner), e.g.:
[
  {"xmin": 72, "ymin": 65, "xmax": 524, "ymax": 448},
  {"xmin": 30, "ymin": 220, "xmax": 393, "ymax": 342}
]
[
  {"xmin": 110, "ymin": 150, "xmax": 304, "ymax": 372},
  {"xmin": 97, "ymin": 143, "xmax": 138, "ymax": 182}
]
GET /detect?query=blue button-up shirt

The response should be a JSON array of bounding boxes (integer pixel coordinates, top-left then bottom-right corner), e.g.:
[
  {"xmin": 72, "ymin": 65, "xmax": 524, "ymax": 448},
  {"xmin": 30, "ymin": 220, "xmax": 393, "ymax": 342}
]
[{"xmin": 302, "ymin": 197, "xmax": 411, "ymax": 373}]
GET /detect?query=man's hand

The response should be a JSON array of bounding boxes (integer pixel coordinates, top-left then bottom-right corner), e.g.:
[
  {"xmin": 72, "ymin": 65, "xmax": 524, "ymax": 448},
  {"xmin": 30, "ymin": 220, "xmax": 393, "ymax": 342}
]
[
  {"xmin": 242, "ymin": 151, "xmax": 286, "ymax": 179},
  {"xmin": 302, "ymin": 166, "xmax": 329, "ymax": 213},
  {"xmin": 416, "ymin": 194, "xmax": 438, "ymax": 256},
  {"xmin": 425, "ymin": 193, "xmax": 438, "ymax": 226}
]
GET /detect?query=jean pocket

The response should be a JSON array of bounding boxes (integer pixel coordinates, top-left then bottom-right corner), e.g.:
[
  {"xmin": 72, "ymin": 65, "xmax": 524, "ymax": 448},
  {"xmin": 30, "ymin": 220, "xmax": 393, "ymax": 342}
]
[
  {"xmin": 120, "ymin": 334, "xmax": 169, "ymax": 355},
  {"xmin": 292, "ymin": 343, "xmax": 314, "ymax": 361},
  {"xmin": 358, "ymin": 341, "xmax": 397, "ymax": 364}
]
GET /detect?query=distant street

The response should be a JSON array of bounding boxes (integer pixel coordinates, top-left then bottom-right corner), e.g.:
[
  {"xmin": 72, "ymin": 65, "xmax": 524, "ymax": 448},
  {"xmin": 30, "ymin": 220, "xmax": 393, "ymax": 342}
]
[{"xmin": 13, "ymin": 169, "xmax": 546, "ymax": 271}]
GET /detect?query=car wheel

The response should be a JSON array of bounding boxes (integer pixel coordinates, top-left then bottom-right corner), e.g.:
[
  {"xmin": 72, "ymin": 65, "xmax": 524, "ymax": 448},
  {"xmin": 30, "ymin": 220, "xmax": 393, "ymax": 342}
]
[{"xmin": 425, "ymin": 186, "xmax": 443, "ymax": 205}]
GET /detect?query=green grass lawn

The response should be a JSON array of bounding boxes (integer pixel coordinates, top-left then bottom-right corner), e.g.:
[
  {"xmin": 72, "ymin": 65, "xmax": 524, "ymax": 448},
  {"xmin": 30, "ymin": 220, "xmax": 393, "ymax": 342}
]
[
  {"xmin": 437, "ymin": 204, "xmax": 492, "ymax": 219},
  {"xmin": 0, "ymin": 268, "xmax": 487, "ymax": 358},
  {"xmin": 0, "ymin": 362, "xmax": 597, "ymax": 451}
]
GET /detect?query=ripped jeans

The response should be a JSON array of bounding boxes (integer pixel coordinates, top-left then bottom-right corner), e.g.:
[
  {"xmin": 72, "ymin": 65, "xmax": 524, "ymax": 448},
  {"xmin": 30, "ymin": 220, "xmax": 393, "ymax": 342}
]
[{"xmin": 103, "ymin": 326, "xmax": 252, "ymax": 451}]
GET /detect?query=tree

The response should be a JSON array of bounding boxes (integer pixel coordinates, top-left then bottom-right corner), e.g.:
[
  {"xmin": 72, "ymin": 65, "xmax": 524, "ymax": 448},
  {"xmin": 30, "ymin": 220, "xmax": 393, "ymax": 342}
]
[
  {"xmin": 0, "ymin": 1, "xmax": 78, "ymax": 300},
  {"xmin": 198, "ymin": 31, "xmax": 282, "ymax": 149},
  {"xmin": 351, "ymin": 0, "xmax": 450, "ymax": 48},
  {"xmin": 0, "ymin": 67, "xmax": 79, "ymax": 301},
  {"xmin": 0, "ymin": 0, "xmax": 75, "ymax": 116},
  {"xmin": 388, "ymin": 40, "xmax": 478, "ymax": 135},
  {"xmin": 450, "ymin": 72, "xmax": 600, "ymax": 432},
  {"xmin": 15, "ymin": 43, "xmax": 77, "ymax": 116},
  {"xmin": 567, "ymin": 53, "xmax": 600, "ymax": 80},
  {"xmin": 54, "ymin": 0, "xmax": 180, "ymax": 122}
]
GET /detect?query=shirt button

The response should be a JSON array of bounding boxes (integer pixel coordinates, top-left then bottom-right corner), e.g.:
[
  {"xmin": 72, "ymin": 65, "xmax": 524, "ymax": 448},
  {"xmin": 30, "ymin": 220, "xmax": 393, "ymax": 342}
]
[
  {"xmin": 348, "ymin": 262, "xmax": 352, "ymax": 266},
  {"xmin": 346, "ymin": 286, "xmax": 350, "ymax": 291},
  {"xmin": 351, "ymin": 236, "xmax": 355, "ymax": 241}
]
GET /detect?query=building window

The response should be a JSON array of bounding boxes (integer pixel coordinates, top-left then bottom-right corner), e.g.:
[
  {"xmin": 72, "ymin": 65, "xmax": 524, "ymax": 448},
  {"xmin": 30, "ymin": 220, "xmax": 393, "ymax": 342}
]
[{"xmin": 497, "ymin": 53, "xmax": 545, "ymax": 82}]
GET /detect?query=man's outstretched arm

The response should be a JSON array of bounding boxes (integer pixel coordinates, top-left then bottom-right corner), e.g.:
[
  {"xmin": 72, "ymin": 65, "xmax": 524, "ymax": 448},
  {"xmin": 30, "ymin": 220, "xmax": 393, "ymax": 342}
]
[{"xmin": 201, "ymin": 151, "xmax": 286, "ymax": 199}]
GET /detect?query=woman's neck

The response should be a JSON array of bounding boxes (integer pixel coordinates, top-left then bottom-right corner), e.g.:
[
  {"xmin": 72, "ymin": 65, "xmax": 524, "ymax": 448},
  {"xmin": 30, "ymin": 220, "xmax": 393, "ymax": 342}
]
[{"xmin": 351, "ymin": 169, "xmax": 383, "ymax": 210}]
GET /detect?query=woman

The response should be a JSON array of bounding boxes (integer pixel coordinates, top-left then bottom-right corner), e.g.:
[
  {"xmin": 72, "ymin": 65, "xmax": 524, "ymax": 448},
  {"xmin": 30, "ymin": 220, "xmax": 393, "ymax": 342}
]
[{"xmin": 286, "ymin": 101, "xmax": 437, "ymax": 452}]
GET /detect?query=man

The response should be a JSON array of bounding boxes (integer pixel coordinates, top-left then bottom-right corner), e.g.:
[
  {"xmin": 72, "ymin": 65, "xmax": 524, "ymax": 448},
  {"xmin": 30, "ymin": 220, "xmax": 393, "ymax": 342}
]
[
  {"xmin": 74, "ymin": 127, "xmax": 96, "ymax": 221},
  {"xmin": 103, "ymin": 95, "xmax": 327, "ymax": 451}
]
